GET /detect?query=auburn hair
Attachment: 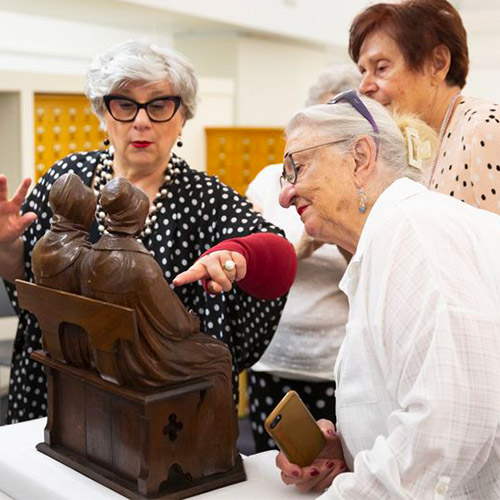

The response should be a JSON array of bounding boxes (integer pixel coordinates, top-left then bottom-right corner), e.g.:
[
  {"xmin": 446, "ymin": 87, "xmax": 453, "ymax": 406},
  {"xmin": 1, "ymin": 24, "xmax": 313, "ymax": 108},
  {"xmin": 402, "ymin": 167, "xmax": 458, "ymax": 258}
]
[{"xmin": 349, "ymin": 0, "xmax": 469, "ymax": 88}]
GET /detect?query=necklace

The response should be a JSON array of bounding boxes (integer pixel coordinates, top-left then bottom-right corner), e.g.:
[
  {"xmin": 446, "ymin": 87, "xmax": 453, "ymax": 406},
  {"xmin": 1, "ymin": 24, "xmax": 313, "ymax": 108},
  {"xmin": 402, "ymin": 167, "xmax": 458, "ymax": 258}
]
[
  {"xmin": 428, "ymin": 93, "xmax": 461, "ymax": 186},
  {"xmin": 93, "ymin": 149, "xmax": 181, "ymax": 239}
]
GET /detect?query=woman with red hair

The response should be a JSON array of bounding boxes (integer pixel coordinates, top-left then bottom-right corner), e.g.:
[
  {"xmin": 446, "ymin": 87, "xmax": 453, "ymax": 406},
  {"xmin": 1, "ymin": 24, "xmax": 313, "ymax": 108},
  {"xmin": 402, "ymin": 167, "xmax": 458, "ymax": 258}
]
[{"xmin": 350, "ymin": 0, "xmax": 500, "ymax": 214}]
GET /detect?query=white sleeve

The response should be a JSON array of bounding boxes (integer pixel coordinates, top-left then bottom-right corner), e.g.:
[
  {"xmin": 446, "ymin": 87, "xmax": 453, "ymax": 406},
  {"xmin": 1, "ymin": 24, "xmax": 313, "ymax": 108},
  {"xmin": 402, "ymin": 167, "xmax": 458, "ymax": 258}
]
[{"xmin": 320, "ymin": 218, "xmax": 500, "ymax": 499}]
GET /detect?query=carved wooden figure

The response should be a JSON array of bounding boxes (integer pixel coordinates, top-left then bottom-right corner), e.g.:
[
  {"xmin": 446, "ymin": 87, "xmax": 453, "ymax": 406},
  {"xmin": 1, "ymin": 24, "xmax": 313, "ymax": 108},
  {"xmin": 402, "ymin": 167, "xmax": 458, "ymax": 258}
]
[
  {"xmin": 31, "ymin": 172, "xmax": 96, "ymax": 367},
  {"xmin": 17, "ymin": 177, "xmax": 245, "ymax": 499}
]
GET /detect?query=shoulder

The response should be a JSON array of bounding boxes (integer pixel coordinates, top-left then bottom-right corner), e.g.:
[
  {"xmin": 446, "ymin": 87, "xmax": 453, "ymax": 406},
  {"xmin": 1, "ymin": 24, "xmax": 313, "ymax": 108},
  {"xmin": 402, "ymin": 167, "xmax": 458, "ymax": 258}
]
[
  {"xmin": 453, "ymin": 96, "xmax": 500, "ymax": 137},
  {"xmin": 40, "ymin": 150, "xmax": 101, "ymax": 187},
  {"xmin": 246, "ymin": 164, "xmax": 281, "ymax": 200},
  {"xmin": 248, "ymin": 164, "xmax": 282, "ymax": 188},
  {"xmin": 369, "ymin": 184, "xmax": 497, "ymax": 255}
]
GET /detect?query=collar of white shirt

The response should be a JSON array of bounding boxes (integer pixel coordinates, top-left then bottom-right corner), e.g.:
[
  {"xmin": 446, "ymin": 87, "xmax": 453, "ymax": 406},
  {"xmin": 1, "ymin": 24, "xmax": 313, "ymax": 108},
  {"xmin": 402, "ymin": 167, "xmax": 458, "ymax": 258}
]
[{"xmin": 339, "ymin": 177, "xmax": 425, "ymax": 297}]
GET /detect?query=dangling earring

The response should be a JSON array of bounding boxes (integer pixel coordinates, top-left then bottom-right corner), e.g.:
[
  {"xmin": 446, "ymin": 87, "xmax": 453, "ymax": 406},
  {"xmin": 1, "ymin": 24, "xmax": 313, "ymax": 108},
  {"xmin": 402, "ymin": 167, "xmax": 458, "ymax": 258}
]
[
  {"xmin": 358, "ymin": 187, "xmax": 367, "ymax": 213},
  {"xmin": 103, "ymin": 138, "xmax": 110, "ymax": 146},
  {"xmin": 176, "ymin": 137, "xmax": 183, "ymax": 148}
]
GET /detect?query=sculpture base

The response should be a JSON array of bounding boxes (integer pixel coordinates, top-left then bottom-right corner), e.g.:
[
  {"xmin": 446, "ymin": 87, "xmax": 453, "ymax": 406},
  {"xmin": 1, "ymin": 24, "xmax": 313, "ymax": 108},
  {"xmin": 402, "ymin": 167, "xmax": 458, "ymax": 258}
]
[
  {"xmin": 36, "ymin": 443, "xmax": 245, "ymax": 499},
  {"xmin": 32, "ymin": 351, "xmax": 246, "ymax": 499}
]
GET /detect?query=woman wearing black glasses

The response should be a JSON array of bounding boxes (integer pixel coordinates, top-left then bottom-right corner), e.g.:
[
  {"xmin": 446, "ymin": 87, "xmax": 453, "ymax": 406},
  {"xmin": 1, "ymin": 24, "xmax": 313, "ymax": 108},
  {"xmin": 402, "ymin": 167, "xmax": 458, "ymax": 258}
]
[
  {"xmin": 0, "ymin": 39, "xmax": 296, "ymax": 424},
  {"xmin": 275, "ymin": 92, "xmax": 500, "ymax": 498}
]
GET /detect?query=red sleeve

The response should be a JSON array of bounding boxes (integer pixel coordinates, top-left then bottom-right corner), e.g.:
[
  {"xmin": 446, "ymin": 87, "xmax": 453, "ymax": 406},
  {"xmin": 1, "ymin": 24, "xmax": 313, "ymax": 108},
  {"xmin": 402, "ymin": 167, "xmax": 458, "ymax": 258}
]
[{"xmin": 200, "ymin": 233, "xmax": 297, "ymax": 300}]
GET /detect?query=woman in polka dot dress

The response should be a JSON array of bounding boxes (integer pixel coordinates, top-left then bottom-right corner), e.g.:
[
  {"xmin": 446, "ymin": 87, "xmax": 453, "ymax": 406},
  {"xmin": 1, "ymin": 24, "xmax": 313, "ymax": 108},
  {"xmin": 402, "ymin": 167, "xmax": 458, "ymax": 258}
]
[
  {"xmin": 0, "ymin": 40, "xmax": 296, "ymax": 424},
  {"xmin": 350, "ymin": 0, "xmax": 500, "ymax": 214}
]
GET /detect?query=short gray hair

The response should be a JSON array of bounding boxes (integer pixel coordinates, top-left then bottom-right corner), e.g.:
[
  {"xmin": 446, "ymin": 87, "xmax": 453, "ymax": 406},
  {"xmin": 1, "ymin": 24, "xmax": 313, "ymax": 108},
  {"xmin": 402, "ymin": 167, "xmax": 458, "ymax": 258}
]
[
  {"xmin": 85, "ymin": 39, "xmax": 198, "ymax": 127},
  {"xmin": 286, "ymin": 95, "xmax": 436, "ymax": 183},
  {"xmin": 305, "ymin": 65, "xmax": 361, "ymax": 106}
]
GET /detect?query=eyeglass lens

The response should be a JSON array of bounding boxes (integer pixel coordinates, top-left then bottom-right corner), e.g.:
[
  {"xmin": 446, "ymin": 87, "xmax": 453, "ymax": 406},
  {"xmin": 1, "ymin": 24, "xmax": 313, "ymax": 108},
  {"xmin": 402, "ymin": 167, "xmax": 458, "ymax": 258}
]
[
  {"xmin": 282, "ymin": 155, "xmax": 296, "ymax": 183},
  {"xmin": 106, "ymin": 96, "xmax": 180, "ymax": 122}
]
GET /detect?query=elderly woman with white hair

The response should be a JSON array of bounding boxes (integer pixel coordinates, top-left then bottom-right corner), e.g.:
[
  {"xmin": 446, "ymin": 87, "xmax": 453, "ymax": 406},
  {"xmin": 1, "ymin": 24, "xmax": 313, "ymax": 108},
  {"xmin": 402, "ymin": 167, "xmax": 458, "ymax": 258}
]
[
  {"xmin": 0, "ymin": 39, "xmax": 296, "ymax": 424},
  {"xmin": 275, "ymin": 91, "xmax": 500, "ymax": 498}
]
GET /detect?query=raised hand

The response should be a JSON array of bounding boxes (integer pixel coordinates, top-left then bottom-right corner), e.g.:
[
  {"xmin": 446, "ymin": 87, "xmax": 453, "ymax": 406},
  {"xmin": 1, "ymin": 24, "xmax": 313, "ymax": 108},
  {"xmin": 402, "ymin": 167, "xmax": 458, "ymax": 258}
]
[
  {"xmin": 0, "ymin": 175, "xmax": 37, "ymax": 243},
  {"xmin": 276, "ymin": 419, "xmax": 347, "ymax": 493},
  {"xmin": 173, "ymin": 250, "xmax": 246, "ymax": 294}
]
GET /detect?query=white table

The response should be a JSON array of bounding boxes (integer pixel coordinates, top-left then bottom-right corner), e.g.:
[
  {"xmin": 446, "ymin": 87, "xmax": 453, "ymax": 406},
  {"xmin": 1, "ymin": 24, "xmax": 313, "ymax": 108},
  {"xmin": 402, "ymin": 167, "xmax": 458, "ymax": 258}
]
[{"xmin": 0, "ymin": 419, "xmax": 315, "ymax": 499}]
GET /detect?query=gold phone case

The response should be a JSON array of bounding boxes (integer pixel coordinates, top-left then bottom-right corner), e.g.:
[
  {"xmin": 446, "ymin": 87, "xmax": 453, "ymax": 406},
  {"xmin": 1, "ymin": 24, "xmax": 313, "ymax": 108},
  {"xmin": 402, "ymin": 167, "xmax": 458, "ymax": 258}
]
[{"xmin": 264, "ymin": 390, "xmax": 325, "ymax": 467}]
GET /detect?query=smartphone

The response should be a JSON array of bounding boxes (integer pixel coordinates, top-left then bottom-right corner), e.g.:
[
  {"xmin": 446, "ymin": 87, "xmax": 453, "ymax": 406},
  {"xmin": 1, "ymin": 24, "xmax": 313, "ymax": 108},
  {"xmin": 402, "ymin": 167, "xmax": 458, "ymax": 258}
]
[{"xmin": 264, "ymin": 390, "xmax": 325, "ymax": 467}]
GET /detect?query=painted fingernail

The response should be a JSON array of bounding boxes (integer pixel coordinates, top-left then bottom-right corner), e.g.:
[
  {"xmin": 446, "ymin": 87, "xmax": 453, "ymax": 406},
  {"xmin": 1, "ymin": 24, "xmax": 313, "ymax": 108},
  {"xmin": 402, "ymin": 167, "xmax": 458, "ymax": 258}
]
[
  {"xmin": 338, "ymin": 462, "xmax": 346, "ymax": 471},
  {"xmin": 326, "ymin": 429, "xmax": 334, "ymax": 436},
  {"xmin": 310, "ymin": 469, "xmax": 319, "ymax": 477},
  {"xmin": 292, "ymin": 470, "xmax": 299, "ymax": 478},
  {"xmin": 325, "ymin": 461, "xmax": 335, "ymax": 469}
]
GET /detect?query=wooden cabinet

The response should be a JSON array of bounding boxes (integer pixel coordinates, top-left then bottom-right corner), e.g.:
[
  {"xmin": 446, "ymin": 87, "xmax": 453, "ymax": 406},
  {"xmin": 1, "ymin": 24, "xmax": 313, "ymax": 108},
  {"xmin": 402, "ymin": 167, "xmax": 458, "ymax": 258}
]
[
  {"xmin": 34, "ymin": 94, "xmax": 106, "ymax": 182},
  {"xmin": 206, "ymin": 127, "xmax": 285, "ymax": 195}
]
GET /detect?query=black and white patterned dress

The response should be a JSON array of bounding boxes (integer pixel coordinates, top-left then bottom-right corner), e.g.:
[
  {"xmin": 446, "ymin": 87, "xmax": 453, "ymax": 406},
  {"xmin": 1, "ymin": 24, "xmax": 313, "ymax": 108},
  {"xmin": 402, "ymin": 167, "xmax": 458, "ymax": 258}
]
[{"xmin": 4, "ymin": 150, "xmax": 287, "ymax": 424}]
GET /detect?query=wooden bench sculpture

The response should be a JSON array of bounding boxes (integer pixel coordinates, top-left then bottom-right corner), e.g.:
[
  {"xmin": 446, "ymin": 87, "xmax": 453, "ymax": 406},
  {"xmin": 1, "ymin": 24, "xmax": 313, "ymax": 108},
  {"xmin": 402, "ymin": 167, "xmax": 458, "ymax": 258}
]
[{"xmin": 16, "ymin": 174, "xmax": 245, "ymax": 499}]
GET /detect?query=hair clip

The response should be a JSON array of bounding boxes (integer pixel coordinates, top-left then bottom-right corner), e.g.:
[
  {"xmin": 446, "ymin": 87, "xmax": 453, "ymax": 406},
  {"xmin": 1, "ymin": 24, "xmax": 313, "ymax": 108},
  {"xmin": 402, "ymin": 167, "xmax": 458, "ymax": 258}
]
[{"xmin": 405, "ymin": 127, "xmax": 431, "ymax": 170}]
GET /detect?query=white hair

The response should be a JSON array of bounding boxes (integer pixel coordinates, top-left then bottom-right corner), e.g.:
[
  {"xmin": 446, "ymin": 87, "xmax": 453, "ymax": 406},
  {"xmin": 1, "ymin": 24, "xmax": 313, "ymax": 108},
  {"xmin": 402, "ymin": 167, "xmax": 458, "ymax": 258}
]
[
  {"xmin": 305, "ymin": 64, "xmax": 361, "ymax": 106},
  {"xmin": 85, "ymin": 39, "xmax": 198, "ymax": 126},
  {"xmin": 286, "ymin": 95, "xmax": 436, "ymax": 183}
]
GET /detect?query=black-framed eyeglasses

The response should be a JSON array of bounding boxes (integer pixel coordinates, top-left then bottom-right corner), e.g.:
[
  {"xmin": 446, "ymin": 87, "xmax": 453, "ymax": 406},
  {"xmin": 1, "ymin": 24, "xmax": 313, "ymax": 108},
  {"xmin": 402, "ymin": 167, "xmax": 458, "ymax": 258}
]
[
  {"xmin": 280, "ymin": 139, "xmax": 346, "ymax": 186},
  {"xmin": 328, "ymin": 89, "xmax": 379, "ymax": 136},
  {"xmin": 103, "ymin": 94, "xmax": 182, "ymax": 123}
]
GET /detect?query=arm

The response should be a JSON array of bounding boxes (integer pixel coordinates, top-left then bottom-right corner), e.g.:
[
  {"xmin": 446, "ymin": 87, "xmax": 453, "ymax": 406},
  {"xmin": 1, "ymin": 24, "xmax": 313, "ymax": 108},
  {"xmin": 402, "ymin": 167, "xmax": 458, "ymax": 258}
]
[
  {"xmin": 466, "ymin": 115, "xmax": 500, "ymax": 215},
  {"xmin": 176, "ymin": 173, "xmax": 291, "ymax": 372},
  {"xmin": 174, "ymin": 233, "xmax": 297, "ymax": 299},
  {"xmin": 0, "ymin": 176, "xmax": 37, "ymax": 282}
]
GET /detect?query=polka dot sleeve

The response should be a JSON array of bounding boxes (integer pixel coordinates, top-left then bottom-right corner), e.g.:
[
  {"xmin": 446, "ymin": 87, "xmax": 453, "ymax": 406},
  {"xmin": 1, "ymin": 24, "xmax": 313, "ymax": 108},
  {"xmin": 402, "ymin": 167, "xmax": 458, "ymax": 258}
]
[
  {"xmin": 463, "ymin": 115, "xmax": 500, "ymax": 213},
  {"xmin": 432, "ymin": 96, "xmax": 500, "ymax": 215}
]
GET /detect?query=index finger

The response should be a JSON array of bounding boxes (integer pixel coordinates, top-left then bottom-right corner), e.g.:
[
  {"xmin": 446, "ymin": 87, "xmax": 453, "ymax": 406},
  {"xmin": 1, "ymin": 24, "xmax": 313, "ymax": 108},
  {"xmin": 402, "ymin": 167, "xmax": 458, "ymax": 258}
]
[{"xmin": 172, "ymin": 262, "xmax": 208, "ymax": 286}]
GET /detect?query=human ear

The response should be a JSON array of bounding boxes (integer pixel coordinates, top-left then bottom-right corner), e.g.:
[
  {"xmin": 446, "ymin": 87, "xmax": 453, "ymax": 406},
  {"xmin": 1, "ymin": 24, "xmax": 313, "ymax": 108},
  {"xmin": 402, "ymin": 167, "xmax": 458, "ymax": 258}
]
[
  {"xmin": 429, "ymin": 45, "xmax": 451, "ymax": 83},
  {"xmin": 352, "ymin": 136, "xmax": 376, "ymax": 185}
]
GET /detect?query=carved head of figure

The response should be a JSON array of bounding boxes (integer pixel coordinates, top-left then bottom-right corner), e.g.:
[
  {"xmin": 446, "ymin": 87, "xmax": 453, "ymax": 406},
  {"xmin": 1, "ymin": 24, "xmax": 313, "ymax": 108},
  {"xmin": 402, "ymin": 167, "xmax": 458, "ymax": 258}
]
[
  {"xmin": 100, "ymin": 178, "xmax": 149, "ymax": 236},
  {"xmin": 49, "ymin": 173, "xmax": 97, "ymax": 228}
]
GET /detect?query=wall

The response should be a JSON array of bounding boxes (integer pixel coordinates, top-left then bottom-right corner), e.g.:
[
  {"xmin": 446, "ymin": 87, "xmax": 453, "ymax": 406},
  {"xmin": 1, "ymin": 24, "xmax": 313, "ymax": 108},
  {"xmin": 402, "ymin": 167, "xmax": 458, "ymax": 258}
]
[
  {"xmin": 178, "ymin": 77, "xmax": 235, "ymax": 171},
  {"xmin": 177, "ymin": 34, "xmax": 348, "ymax": 129},
  {"xmin": 235, "ymin": 36, "xmax": 331, "ymax": 127},
  {"xmin": 119, "ymin": 0, "xmax": 370, "ymax": 46}
]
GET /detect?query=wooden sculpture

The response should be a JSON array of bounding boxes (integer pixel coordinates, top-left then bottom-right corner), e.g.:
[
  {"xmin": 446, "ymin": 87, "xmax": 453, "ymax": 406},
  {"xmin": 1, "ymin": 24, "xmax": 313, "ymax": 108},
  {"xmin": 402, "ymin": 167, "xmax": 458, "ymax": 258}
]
[
  {"xmin": 17, "ymin": 176, "xmax": 245, "ymax": 499},
  {"xmin": 31, "ymin": 172, "xmax": 96, "ymax": 367}
]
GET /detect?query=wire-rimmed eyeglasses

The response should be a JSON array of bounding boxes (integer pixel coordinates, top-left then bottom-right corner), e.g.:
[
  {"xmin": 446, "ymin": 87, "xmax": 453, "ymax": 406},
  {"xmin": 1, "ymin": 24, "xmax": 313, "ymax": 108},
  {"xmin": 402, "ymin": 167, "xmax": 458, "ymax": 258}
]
[
  {"xmin": 280, "ymin": 139, "xmax": 347, "ymax": 186},
  {"xmin": 103, "ymin": 95, "xmax": 182, "ymax": 123}
]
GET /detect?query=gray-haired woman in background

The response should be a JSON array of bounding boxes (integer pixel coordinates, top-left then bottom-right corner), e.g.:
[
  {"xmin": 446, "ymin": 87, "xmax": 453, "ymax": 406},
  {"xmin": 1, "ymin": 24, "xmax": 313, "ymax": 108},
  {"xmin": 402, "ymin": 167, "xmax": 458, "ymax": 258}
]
[{"xmin": 0, "ymin": 39, "xmax": 296, "ymax": 424}]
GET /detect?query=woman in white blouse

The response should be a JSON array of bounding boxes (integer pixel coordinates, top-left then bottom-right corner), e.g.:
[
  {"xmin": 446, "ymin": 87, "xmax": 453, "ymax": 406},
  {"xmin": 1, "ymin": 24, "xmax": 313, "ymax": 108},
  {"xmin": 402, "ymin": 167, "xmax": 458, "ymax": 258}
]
[{"xmin": 275, "ymin": 90, "xmax": 500, "ymax": 499}]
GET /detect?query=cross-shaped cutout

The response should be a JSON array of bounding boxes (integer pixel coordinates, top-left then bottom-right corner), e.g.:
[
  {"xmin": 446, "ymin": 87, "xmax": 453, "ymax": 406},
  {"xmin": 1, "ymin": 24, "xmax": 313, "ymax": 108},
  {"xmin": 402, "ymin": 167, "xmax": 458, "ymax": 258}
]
[{"xmin": 163, "ymin": 413, "xmax": 183, "ymax": 441}]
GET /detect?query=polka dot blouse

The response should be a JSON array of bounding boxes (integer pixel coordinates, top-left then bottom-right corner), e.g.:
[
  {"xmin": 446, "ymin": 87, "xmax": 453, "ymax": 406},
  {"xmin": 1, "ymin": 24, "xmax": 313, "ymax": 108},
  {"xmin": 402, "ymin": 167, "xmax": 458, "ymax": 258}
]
[
  {"xmin": 4, "ymin": 150, "xmax": 287, "ymax": 424},
  {"xmin": 431, "ymin": 96, "xmax": 500, "ymax": 214}
]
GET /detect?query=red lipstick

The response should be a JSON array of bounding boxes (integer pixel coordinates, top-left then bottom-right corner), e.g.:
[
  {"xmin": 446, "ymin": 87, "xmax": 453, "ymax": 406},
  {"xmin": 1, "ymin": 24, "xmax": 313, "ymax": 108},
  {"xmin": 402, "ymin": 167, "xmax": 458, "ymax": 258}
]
[
  {"xmin": 132, "ymin": 141, "xmax": 152, "ymax": 148},
  {"xmin": 297, "ymin": 206, "xmax": 308, "ymax": 216}
]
